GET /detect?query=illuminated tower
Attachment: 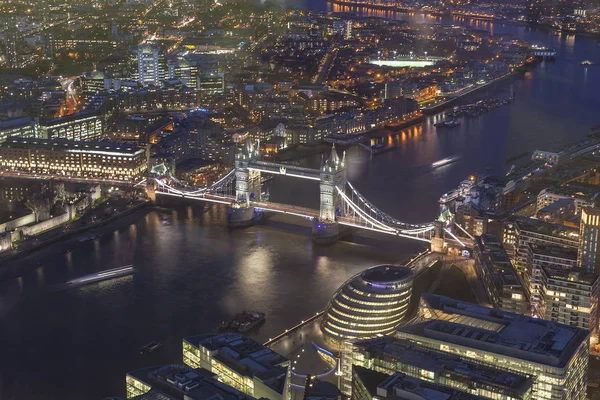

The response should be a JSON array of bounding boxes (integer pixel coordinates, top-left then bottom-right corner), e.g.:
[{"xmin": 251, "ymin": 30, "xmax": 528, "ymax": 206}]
[{"xmin": 579, "ymin": 207, "xmax": 600, "ymax": 273}]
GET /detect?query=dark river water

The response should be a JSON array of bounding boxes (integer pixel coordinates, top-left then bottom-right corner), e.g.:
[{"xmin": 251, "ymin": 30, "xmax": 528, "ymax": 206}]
[{"xmin": 2, "ymin": 8, "xmax": 600, "ymax": 400}]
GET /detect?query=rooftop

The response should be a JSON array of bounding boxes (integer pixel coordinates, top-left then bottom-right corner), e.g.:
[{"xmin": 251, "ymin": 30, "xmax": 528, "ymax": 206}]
[
  {"xmin": 1, "ymin": 137, "xmax": 145, "ymax": 156},
  {"xmin": 399, "ymin": 294, "xmax": 590, "ymax": 368},
  {"xmin": 528, "ymin": 243, "xmax": 578, "ymax": 262},
  {"xmin": 361, "ymin": 265, "xmax": 412, "ymax": 284},
  {"xmin": 183, "ymin": 333, "xmax": 289, "ymax": 394},
  {"xmin": 376, "ymin": 370, "xmax": 486, "ymax": 400},
  {"xmin": 542, "ymin": 266, "xmax": 599, "ymax": 286},
  {"xmin": 127, "ymin": 364, "xmax": 254, "ymax": 400},
  {"xmin": 353, "ymin": 336, "xmax": 533, "ymax": 393},
  {"xmin": 514, "ymin": 217, "xmax": 579, "ymax": 243}
]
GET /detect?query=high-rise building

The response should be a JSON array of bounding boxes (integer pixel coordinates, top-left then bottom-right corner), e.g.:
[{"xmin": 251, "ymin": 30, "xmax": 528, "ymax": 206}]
[
  {"xmin": 473, "ymin": 234, "xmax": 529, "ymax": 314},
  {"xmin": 182, "ymin": 333, "xmax": 290, "ymax": 400},
  {"xmin": 137, "ymin": 44, "xmax": 162, "ymax": 86},
  {"xmin": 513, "ymin": 217, "xmax": 579, "ymax": 286},
  {"xmin": 321, "ymin": 265, "xmax": 413, "ymax": 350},
  {"xmin": 343, "ymin": 336, "xmax": 534, "ymax": 399},
  {"xmin": 395, "ymin": 294, "xmax": 590, "ymax": 400},
  {"xmin": 540, "ymin": 266, "xmax": 599, "ymax": 336},
  {"xmin": 4, "ymin": 24, "xmax": 19, "ymax": 69},
  {"xmin": 527, "ymin": 243, "xmax": 578, "ymax": 316},
  {"xmin": 579, "ymin": 207, "xmax": 600, "ymax": 273}
]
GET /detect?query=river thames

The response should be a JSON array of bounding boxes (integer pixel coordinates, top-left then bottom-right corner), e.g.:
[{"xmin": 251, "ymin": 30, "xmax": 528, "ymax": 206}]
[{"xmin": 1, "ymin": 9, "xmax": 600, "ymax": 400}]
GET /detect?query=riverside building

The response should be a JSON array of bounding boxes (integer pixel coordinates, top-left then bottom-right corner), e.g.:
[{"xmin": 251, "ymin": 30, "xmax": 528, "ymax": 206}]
[
  {"xmin": 343, "ymin": 336, "xmax": 534, "ymax": 399},
  {"xmin": 182, "ymin": 333, "xmax": 290, "ymax": 400},
  {"xmin": 320, "ymin": 265, "xmax": 413, "ymax": 349},
  {"xmin": 125, "ymin": 364, "xmax": 256, "ymax": 400},
  {"xmin": 395, "ymin": 294, "xmax": 590, "ymax": 400},
  {"xmin": 0, "ymin": 137, "xmax": 146, "ymax": 182},
  {"xmin": 473, "ymin": 234, "xmax": 529, "ymax": 315}
]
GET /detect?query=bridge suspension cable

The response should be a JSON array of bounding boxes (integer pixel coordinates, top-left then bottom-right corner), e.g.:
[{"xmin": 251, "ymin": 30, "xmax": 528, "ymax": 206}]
[
  {"xmin": 345, "ymin": 181, "xmax": 433, "ymax": 230},
  {"xmin": 336, "ymin": 186, "xmax": 433, "ymax": 243}
]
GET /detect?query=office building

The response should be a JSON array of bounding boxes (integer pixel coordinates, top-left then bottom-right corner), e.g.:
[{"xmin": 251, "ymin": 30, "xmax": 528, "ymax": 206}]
[
  {"xmin": 395, "ymin": 294, "xmax": 590, "ymax": 400},
  {"xmin": 38, "ymin": 113, "xmax": 104, "ymax": 141},
  {"xmin": 473, "ymin": 234, "xmax": 529, "ymax": 315},
  {"xmin": 138, "ymin": 44, "xmax": 162, "ymax": 86},
  {"xmin": 527, "ymin": 244, "xmax": 578, "ymax": 316},
  {"xmin": 198, "ymin": 73, "xmax": 225, "ymax": 97},
  {"xmin": 579, "ymin": 207, "xmax": 600, "ymax": 273},
  {"xmin": 0, "ymin": 117, "xmax": 37, "ymax": 142},
  {"xmin": 321, "ymin": 265, "xmax": 413, "ymax": 349},
  {"xmin": 125, "ymin": 363, "xmax": 256, "ymax": 400},
  {"xmin": 540, "ymin": 266, "xmax": 599, "ymax": 336},
  {"xmin": 344, "ymin": 336, "xmax": 533, "ymax": 399},
  {"xmin": 0, "ymin": 137, "xmax": 146, "ymax": 182},
  {"xmin": 182, "ymin": 333, "xmax": 290, "ymax": 400},
  {"xmin": 352, "ymin": 366, "xmax": 489, "ymax": 400}
]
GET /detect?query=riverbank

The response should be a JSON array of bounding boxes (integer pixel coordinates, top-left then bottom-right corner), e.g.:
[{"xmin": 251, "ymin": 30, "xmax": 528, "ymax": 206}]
[{"xmin": 0, "ymin": 202, "xmax": 153, "ymax": 281}]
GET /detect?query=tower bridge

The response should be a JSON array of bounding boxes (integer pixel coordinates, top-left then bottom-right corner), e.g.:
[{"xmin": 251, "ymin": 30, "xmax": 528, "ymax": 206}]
[{"xmin": 149, "ymin": 140, "xmax": 471, "ymax": 251}]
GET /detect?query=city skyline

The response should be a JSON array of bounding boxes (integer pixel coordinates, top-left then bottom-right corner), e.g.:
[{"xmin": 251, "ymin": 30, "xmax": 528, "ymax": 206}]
[{"xmin": 0, "ymin": 0, "xmax": 600, "ymax": 399}]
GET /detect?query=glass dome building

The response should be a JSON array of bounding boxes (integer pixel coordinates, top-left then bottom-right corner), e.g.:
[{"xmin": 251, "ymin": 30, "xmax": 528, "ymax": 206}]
[{"xmin": 321, "ymin": 265, "xmax": 413, "ymax": 349}]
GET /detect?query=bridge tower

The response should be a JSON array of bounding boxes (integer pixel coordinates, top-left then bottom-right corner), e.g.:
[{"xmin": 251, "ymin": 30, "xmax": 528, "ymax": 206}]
[
  {"xmin": 145, "ymin": 177, "xmax": 157, "ymax": 203},
  {"xmin": 431, "ymin": 207, "xmax": 454, "ymax": 253},
  {"xmin": 313, "ymin": 145, "xmax": 346, "ymax": 244},
  {"xmin": 230, "ymin": 139, "xmax": 261, "ymax": 227}
]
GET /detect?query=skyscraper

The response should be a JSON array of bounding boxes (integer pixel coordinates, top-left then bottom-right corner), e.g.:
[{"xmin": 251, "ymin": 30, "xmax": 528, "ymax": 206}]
[
  {"xmin": 137, "ymin": 44, "xmax": 161, "ymax": 86},
  {"xmin": 579, "ymin": 207, "xmax": 600, "ymax": 273},
  {"xmin": 4, "ymin": 24, "xmax": 19, "ymax": 69}
]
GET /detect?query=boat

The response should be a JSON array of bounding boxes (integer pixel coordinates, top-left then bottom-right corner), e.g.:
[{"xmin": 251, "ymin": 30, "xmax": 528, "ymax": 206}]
[
  {"xmin": 431, "ymin": 156, "xmax": 460, "ymax": 169},
  {"xmin": 140, "ymin": 341, "xmax": 162, "ymax": 355},
  {"xmin": 439, "ymin": 189, "xmax": 459, "ymax": 204},
  {"xmin": 220, "ymin": 311, "xmax": 266, "ymax": 333},
  {"xmin": 444, "ymin": 119, "xmax": 461, "ymax": 128},
  {"xmin": 581, "ymin": 60, "xmax": 593, "ymax": 66},
  {"xmin": 66, "ymin": 265, "xmax": 134, "ymax": 287}
]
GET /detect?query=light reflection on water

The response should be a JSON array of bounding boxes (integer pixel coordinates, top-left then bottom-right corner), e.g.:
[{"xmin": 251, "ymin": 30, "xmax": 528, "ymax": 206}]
[{"xmin": 1, "ymin": 11, "xmax": 600, "ymax": 400}]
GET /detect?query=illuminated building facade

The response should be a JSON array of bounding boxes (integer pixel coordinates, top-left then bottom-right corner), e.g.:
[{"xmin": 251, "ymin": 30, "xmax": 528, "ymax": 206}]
[
  {"xmin": 198, "ymin": 73, "xmax": 225, "ymax": 97},
  {"xmin": 182, "ymin": 333, "xmax": 290, "ymax": 400},
  {"xmin": 579, "ymin": 207, "xmax": 600, "ymax": 273},
  {"xmin": 540, "ymin": 266, "xmax": 599, "ymax": 336},
  {"xmin": 473, "ymin": 234, "xmax": 529, "ymax": 315},
  {"xmin": 137, "ymin": 44, "xmax": 162, "ymax": 86},
  {"xmin": 38, "ymin": 113, "xmax": 104, "ymax": 141},
  {"xmin": 352, "ymin": 365, "xmax": 525, "ymax": 400},
  {"xmin": 0, "ymin": 117, "xmax": 37, "ymax": 143},
  {"xmin": 527, "ymin": 244, "xmax": 578, "ymax": 317},
  {"xmin": 396, "ymin": 294, "xmax": 590, "ymax": 400},
  {"xmin": 0, "ymin": 137, "xmax": 146, "ymax": 182},
  {"xmin": 513, "ymin": 217, "xmax": 579, "ymax": 289},
  {"xmin": 321, "ymin": 265, "xmax": 413, "ymax": 349},
  {"xmin": 344, "ymin": 336, "xmax": 534, "ymax": 399},
  {"xmin": 125, "ymin": 363, "xmax": 256, "ymax": 400}
]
